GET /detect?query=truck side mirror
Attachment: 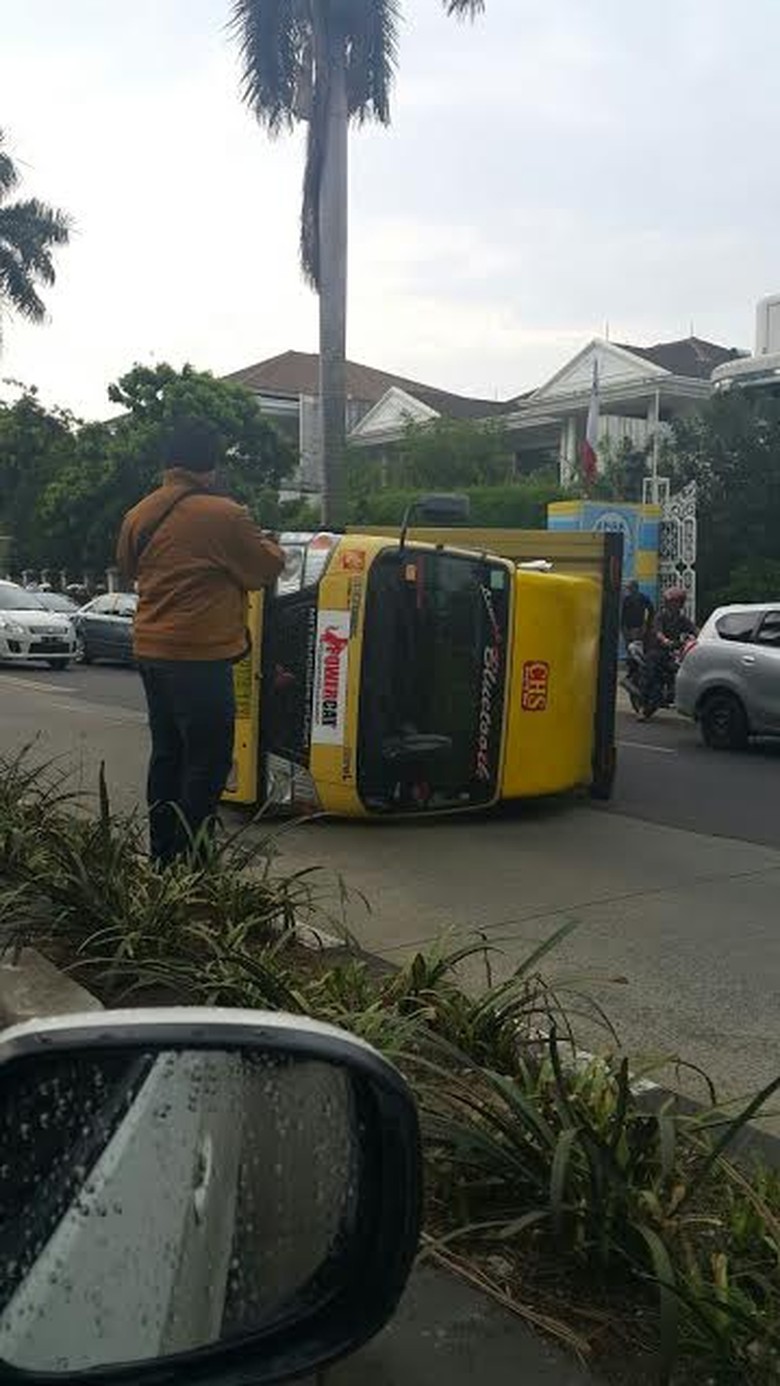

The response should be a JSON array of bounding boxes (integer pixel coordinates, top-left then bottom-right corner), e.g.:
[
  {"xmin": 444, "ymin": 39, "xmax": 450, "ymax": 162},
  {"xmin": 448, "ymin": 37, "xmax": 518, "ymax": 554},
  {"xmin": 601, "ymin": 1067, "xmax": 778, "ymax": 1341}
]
[
  {"xmin": 414, "ymin": 494, "xmax": 471, "ymax": 525},
  {"xmin": 399, "ymin": 493, "xmax": 470, "ymax": 548}
]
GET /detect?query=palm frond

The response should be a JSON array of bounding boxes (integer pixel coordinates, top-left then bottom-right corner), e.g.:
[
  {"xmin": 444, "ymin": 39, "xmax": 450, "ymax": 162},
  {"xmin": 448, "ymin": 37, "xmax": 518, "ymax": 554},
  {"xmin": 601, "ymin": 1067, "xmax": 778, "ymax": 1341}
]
[
  {"xmin": 0, "ymin": 199, "xmax": 71, "ymax": 276},
  {"xmin": 442, "ymin": 0, "xmax": 486, "ymax": 15},
  {"xmin": 230, "ymin": 0, "xmax": 310, "ymax": 133},
  {"xmin": 344, "ymin": 0, "xmax": 400, "ymax": 125},
  {"xmin": 0, "ymin": 133, "xmax": 70, "ymax": 324},
  {"xmin": 301, "ymin": 90, "xmax": 325, "ymax": 288},
  {"xmin": 0, "ymin": 131, "xmax": 19, "ymax": 200},
  {"xmin": 0, "ymin": 247, "xmax": 47, "ymax": 322}
]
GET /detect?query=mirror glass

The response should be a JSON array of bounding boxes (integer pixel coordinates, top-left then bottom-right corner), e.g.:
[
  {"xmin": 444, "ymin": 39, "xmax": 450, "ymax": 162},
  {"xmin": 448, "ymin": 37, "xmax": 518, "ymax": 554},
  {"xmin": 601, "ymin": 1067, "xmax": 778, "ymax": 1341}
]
[{"xmin": 0, "ymin": 1046, "xmax": 361, "ymax": 1373}]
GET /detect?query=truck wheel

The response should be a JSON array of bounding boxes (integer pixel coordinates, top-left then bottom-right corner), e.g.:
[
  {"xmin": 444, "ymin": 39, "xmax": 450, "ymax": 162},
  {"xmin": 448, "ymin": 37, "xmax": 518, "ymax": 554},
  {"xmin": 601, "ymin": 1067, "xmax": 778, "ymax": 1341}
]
[{"xmin": 700, "ymin": 692, "xmax": 748, "ymax": 751}]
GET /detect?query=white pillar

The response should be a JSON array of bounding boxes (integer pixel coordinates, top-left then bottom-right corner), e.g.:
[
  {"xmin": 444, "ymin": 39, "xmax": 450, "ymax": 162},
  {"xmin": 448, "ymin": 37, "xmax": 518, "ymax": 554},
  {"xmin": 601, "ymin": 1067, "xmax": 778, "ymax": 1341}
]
[
  {"xmin": 559, "ymin": 416, "xmax": 578, "ymax": 485},
  {"xmin": 646, "ymin": 391, "xmax": 661, "ymax": 501}
]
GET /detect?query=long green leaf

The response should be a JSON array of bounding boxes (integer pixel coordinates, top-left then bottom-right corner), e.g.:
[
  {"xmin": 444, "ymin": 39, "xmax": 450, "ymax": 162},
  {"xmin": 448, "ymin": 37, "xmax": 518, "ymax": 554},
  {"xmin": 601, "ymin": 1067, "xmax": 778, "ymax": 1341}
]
[
  {"xmin": 634, "ymin": 1223, "xmax": 679, "ymax": 1383},
  {"xmin": 550, "ymin": 1128, "xmax": 579, "ymax": 1239}
]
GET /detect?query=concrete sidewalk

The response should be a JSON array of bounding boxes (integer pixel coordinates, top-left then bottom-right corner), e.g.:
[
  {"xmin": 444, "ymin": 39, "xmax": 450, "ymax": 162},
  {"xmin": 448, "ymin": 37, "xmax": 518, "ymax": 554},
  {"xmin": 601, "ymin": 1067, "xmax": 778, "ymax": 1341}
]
[
  {"xmin": 326, "ymin": 1265, "xmax": 596, "ymax": 1385},
  {"xmin": 274, "ymin": 804, "xmax": 780, "ymax": 1129}
]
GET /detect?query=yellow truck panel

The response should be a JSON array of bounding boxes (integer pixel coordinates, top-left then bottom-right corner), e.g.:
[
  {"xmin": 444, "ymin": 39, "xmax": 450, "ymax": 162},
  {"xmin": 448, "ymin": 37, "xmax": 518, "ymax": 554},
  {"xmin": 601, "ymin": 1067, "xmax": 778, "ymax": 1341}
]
[
  {"xmin": 223, "ymin": 591, "xmax": 264, "ymax": 805},
  {"xmin": 500, "ymin": 570, "xmax": 601, "ymax": 800}
]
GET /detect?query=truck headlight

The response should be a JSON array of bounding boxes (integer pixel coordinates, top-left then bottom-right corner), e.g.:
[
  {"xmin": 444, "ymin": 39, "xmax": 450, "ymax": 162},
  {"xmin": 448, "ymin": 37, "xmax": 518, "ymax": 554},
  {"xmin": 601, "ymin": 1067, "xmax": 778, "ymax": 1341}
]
[{"xmin": 265, "ymin": 754, "xmax": 321, "ymax": 812}]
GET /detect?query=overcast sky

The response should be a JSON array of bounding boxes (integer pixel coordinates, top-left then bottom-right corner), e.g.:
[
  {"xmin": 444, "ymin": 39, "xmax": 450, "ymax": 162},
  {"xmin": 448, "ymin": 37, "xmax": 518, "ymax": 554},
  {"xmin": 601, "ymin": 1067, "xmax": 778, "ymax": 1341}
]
[{"xmin": 2, "ymin": 0, "xmax": 778, "ymax": 417}]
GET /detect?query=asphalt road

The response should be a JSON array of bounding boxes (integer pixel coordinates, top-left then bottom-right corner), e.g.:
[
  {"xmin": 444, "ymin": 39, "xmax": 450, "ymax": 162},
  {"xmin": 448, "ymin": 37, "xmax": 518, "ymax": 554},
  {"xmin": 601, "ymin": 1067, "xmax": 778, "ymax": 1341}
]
[
  {"xmin": 609, "ymin": 707, "xmax": 780, "ymax": 850},
  {"xmin": 0, "ymin": 663, "xmax": 778, "ymax": 1124}
]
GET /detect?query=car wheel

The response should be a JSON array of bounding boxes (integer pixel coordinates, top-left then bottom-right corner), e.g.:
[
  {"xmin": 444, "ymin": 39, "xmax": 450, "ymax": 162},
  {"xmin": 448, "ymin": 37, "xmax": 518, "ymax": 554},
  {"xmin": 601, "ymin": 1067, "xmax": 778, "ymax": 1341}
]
[
  {"xmin": 700, "ymin": 691, "xmax": 749, "ymax": 751},
  {"xmin": 74, "ymin": 635, "xmax": 92, "ymax": 666}
]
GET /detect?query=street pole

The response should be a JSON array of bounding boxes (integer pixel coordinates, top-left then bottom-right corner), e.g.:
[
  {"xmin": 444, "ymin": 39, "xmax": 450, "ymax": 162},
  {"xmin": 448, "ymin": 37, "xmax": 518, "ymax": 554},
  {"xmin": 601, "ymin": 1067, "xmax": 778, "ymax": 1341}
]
[{"xmin": 651, "ymin": 388, "xmax": 661, "ymax": 504}]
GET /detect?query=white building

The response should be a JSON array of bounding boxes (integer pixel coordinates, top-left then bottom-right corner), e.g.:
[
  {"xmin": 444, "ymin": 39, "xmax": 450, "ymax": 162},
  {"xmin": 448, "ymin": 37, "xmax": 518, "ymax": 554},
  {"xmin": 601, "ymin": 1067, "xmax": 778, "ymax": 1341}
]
[
  {"xmin": 712, "ymin": 293, "xmax": 780, "ymax": 394},
  {"xmin": 224, "ymin": 336, "xmax": 743, "ymax": 494}
]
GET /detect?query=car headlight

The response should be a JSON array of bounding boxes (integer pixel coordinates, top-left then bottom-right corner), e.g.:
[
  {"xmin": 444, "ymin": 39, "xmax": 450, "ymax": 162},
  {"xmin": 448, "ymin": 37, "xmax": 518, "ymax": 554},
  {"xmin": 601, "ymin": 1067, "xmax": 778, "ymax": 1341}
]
[{"xmin": 0, "ymin": 619, "xmax": 25, "ymax": 637}]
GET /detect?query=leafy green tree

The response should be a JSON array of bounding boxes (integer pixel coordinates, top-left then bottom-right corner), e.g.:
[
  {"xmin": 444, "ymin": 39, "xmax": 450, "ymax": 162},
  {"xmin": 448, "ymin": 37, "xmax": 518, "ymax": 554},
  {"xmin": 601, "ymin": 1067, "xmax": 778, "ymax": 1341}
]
[
  {"xmin": 663, "ymin": 391, "xmax": 780, "ymax": 614},
  {"xmin": 390, "ymin": 416, "xmax": 514, "ymax": 489},
  {"xmin": 1, "ymin": 364, "xmax": 295, "ymax": 574},
  {"xmin": 0, "ymin": 387, "xmax": 78, "ymax": 567},
  {"xmin": 0, "ymin": 131, "xmax": 70, "ymax": 334},
  {"xmin": 231, "ymin": 0, "xmax": 486, "ymax": 528}
]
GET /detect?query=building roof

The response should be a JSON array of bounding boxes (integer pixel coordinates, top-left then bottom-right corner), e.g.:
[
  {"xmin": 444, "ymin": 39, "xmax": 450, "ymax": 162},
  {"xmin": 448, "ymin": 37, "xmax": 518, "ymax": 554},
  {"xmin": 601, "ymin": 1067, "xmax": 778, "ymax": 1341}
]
[
  {"xmin": 615, "ymin": 336, "xmax": 744, "ymax": 380},
  {"xmin": 223, "ymin": 350, "xmax": 511, "ymax": 420}
]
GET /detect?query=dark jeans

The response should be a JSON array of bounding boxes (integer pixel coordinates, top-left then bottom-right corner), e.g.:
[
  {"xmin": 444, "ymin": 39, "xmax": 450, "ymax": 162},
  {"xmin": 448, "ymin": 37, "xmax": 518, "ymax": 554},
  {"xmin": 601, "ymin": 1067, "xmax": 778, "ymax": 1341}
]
[{"xmin": 139, "ymin": 659, "xmax": 236, "ymax": 867}]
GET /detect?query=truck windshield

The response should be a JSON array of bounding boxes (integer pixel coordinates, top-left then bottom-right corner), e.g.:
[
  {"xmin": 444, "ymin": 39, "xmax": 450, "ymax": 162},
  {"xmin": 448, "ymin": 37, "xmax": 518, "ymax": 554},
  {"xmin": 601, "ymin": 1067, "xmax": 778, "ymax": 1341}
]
[{"xmin": 358, "ymin": 549, "xmax": 510, "ymax": 813}]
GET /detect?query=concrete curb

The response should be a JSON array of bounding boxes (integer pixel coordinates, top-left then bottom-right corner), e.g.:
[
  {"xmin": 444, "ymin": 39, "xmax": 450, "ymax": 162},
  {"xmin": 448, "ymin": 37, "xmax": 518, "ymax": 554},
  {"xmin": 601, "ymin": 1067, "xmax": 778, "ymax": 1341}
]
[
  {"xmin": 0, "ymin": 946, "xmax": 102, "ymax": 1026},
  {"xmin": 3, "ymin": 941, "xmax": 776, "ymax": 1173}
]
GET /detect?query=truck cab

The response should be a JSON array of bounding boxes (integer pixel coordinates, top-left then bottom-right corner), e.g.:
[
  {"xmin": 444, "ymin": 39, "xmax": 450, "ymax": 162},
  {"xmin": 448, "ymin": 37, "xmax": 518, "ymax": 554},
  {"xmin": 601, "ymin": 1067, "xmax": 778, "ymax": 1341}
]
[{"xmin": 224, "ymin": 524, "xmax": 621, "ymax": 818}]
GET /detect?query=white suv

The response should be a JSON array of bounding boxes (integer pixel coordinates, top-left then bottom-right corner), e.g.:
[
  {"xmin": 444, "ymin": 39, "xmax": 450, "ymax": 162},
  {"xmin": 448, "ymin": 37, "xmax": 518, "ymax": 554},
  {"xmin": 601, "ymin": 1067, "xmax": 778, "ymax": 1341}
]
[{"xmin": 676, "ymin": 603, "xmax": 780, "ymax": 749}]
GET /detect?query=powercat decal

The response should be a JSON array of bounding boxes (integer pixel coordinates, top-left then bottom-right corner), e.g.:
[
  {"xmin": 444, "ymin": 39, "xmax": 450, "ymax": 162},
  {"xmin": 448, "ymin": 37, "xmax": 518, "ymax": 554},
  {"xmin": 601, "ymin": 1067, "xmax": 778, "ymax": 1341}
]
[{"xmin": 312, "ymin": 610, "xmax": 350, "ymax": 745}]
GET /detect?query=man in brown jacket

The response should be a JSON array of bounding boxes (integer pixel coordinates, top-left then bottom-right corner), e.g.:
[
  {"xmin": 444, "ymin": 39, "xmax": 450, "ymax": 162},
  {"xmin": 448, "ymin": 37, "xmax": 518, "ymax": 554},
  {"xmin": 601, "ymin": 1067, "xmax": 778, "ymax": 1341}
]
[{"xmin": 117, "ymin": 417, "xmax": 285, "ymax": 866}]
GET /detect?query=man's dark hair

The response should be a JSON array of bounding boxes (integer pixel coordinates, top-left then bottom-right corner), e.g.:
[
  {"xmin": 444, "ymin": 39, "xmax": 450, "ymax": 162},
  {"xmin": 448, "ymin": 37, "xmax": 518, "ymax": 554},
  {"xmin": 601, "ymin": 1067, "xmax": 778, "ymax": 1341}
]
[{"xmin": 160, "ymin": 415, "xmax": 226, "ymax": 473}]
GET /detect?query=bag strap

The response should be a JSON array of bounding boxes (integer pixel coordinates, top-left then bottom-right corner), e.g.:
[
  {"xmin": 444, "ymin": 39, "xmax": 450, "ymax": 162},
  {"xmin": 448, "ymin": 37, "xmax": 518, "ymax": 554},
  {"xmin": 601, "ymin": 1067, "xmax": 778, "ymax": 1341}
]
[{"xmin": 134, "ymin": 487, "xmax": 207, "ymax": 564}]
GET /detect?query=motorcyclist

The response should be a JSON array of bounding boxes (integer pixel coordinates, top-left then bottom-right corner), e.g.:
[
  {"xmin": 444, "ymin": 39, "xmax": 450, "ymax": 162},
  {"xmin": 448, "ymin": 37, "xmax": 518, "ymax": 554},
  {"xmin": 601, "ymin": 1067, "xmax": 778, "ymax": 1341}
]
[{"xmin": 639, "ymin": 587, "xmax": 697, "ymax": 718}]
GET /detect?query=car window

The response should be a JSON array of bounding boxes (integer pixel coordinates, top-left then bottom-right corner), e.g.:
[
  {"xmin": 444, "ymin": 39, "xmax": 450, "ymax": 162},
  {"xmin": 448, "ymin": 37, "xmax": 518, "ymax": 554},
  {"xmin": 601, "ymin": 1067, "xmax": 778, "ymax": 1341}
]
[
  {"xmin": 0, "ymin": 586, "xmax": 45, "ymax": 612},
  {"xmin": 40, "ymin": 593, "xmax": 78, "ymax": 613},
  {"xmin": 88, "ymin": 595, "xmax": 117, "ymax": 615},
  {"xmin": 715, "ymin": 612, "xmax": 757, "ymax": 643},
  {"xmin": 754, "ymin": 611, "xmax": 780, "ymax": 648}
]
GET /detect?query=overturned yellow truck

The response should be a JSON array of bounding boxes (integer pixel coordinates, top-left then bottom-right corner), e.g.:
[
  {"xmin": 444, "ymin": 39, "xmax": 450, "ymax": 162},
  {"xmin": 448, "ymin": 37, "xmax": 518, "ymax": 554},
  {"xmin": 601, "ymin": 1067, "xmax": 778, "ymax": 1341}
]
[{"xmin": 224, "ymin": 503, "xmax": 622, "ymax": 818}]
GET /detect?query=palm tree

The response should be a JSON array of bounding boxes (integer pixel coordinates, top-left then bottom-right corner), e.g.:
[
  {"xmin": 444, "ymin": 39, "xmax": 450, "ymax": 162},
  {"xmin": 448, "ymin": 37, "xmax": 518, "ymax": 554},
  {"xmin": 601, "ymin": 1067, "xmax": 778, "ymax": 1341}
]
[
  {"xmin": 0, "ymin": 131, "xmax": 70, "ymax": 339},
  {"xmin": 231, "ymin": 0, "xmax": 485, "ymax": 527}
]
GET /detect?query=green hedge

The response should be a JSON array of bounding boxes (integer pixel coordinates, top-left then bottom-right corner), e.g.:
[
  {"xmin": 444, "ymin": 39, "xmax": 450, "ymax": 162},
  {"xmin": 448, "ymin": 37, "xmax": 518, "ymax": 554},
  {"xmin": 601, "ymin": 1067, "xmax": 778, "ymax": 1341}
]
[{"xmin": 350, "ymin": 477, "xmax": 563, "ymax": 530}]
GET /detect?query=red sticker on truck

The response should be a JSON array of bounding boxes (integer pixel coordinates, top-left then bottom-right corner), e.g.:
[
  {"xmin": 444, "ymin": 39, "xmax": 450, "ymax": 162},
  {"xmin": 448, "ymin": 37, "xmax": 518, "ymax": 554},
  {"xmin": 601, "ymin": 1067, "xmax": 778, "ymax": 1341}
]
[
  {"xmin": 521, "ymin": 661, "xmax": 549, "ymax": 712},
  {"xmin": 312, "ymin": 611, "xmax": 350, "ymax": 745},
  {"xmin": 339, "ymin": 549, "xmax": 366, "ymax": 573}
]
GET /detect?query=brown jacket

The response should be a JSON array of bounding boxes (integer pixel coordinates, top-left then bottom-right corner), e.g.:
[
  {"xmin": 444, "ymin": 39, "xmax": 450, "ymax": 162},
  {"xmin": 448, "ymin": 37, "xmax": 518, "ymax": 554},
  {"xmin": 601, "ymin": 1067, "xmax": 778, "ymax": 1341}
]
[{"xmin": 116, "ymin": 468, "xmax": 285, "ymax": 661}]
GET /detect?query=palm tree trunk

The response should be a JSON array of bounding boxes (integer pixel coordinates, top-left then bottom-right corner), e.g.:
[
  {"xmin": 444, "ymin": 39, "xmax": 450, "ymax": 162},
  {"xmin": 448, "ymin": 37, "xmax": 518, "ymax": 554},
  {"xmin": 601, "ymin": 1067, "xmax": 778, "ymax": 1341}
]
[{"xmin": 317, "ymin": 36, "xmax": 348, "ymax": 530}]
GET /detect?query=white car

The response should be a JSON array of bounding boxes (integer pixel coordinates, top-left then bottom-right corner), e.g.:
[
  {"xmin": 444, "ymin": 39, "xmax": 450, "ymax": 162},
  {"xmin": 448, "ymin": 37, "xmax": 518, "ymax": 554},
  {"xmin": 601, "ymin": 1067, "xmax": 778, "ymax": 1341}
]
[
  {"xmin": 0, "ymin": 581, "xmax": 77, "ymax": 668},
  {"xmin": 676, "ymin": 603, "xmax": 780, "ymax": 748}
]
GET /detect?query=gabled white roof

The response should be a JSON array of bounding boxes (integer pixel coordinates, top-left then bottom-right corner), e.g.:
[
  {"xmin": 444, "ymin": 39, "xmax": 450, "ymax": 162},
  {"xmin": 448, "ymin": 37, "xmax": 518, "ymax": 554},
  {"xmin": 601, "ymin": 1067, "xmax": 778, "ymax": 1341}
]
[
  {"xmin": 349, "ymin": 386, "xmax": 440, "ymax": 439},
  {"xmin": 532, "ymin": 339, "xmax": 669, "ymax": 403}
]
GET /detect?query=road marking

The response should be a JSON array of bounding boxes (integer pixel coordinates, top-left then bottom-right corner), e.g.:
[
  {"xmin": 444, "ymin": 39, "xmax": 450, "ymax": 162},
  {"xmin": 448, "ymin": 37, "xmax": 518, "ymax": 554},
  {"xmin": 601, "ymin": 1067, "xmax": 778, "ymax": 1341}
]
[
  {"xmin": 618, "ymin": 740, "xmax": 676, "ymax": 755},
  {"xmin": 49, "ymin": 699, "xmax": 145, "ymax": 722},
  {"xmin": 0, "ymin": 678, "xmax": 77, "ymax": 694}
]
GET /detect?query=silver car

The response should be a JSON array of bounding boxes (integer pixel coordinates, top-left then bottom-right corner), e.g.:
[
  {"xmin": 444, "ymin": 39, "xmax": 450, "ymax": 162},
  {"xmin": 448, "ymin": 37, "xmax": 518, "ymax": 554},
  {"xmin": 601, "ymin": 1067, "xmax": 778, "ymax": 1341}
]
[{"xmin": 676, "ymin": 603, "xmax": 780, "ymax": 749}]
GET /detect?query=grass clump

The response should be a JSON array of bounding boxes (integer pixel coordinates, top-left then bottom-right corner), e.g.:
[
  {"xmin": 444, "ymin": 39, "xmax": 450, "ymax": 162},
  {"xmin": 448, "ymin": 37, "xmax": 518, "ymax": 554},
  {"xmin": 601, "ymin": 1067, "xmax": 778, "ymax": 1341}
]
[{"xmin": 0, "ymin": 748, "xmax": 779, "ymax": 1383}]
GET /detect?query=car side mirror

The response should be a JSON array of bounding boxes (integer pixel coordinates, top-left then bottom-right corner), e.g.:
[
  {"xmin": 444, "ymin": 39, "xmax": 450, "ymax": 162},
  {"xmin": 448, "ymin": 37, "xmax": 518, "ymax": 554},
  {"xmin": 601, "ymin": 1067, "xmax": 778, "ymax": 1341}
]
[{"xmin": 0, "ymin": 1009, "xmax": 421, "ymax": 1385}]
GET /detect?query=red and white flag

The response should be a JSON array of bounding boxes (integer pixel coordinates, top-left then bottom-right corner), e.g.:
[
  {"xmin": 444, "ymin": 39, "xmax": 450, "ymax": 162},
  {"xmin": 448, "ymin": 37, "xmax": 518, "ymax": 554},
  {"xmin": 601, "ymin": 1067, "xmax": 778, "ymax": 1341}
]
[{"xmin": 581, "ymin": 357, "xmax": 599, "ymax": 485}]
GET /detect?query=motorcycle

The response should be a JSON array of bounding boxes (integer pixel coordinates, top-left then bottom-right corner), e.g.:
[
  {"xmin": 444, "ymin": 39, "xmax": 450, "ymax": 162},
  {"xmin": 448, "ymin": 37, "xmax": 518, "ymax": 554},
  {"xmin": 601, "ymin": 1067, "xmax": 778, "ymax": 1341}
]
[{"xmin": 622, "ymin": 635, "xmax": 696, "ymax": 720}]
